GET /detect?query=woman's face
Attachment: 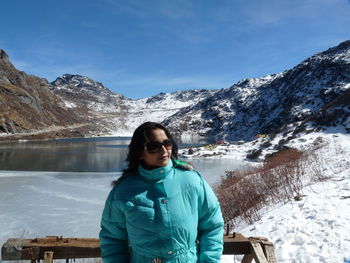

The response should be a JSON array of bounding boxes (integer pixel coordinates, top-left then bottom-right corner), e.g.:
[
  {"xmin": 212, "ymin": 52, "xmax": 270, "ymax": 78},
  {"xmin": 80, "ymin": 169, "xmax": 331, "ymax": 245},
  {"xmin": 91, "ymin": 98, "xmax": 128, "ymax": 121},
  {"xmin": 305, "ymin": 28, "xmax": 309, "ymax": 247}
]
[{"xmin": 140, "ymin": 128, "xmax": 172, "ymax": 169}]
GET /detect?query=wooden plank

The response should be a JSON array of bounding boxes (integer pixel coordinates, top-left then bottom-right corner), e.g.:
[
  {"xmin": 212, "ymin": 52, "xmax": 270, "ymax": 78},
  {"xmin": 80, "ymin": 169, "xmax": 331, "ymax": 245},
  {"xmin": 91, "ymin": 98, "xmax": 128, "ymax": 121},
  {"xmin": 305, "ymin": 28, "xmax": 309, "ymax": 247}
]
[
  {"xmin": 2, "ymin": 234, "xmax": 278, "ymax": 262},
  {"xmin": 223, "ymin": 233, "xmax": 251, "ymax": 255},
  {"xmin": 262, "ymin": 244, "xmax": 277, "ymax": 263},
  {"xmin": 2, "ymin": 237, "xmax": 101, "ymax": 260},
  {"xmin": 43, "ymin": 251, "xmax": 54, "ymax": 263},
  {"xmin": 1, "ymin": 238, "xmax": 38, "ymax": 260},
  {"xmin": 242, "ymin": 254, "xmax": 254, "ymax": 263},
  {"xmin": 22, "ymin": 247, "xmax": 40, "ymax": 260},
  {"xmin": 250, "ymin": 241, "xmax": 269, "ymax": 263}
]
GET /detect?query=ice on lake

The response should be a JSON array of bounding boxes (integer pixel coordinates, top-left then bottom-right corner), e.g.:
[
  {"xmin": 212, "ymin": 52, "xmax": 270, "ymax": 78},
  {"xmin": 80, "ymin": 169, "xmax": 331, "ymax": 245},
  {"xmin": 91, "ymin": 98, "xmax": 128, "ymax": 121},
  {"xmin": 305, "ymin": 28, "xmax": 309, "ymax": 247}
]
[
  {"xmin": 0, "ymin": 171, "xmax": 119, "ymax": 245},
  {"xmin": 0, "ymin": 157, "xmax": 242, "ymax": 246}
]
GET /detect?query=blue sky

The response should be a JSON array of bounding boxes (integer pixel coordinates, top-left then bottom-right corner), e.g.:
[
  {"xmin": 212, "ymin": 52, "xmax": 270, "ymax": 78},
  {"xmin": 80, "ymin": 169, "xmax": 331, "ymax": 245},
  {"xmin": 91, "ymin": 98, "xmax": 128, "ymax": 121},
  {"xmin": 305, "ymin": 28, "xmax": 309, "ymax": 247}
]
[{"xmin": 1, "ymin": 0, "xmax": 350, "ymax": 99}]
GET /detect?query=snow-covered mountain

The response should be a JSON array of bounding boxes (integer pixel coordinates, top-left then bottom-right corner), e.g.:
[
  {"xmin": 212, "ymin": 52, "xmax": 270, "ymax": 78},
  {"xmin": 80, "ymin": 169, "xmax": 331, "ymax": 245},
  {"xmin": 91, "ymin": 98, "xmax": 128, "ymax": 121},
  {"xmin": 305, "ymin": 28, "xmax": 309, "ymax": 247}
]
[
  {"xmin": 40, "ymin": 40, "xmax": 350, "ymax": 140},
  {"xmin": 50, "ymin": 74, "xmax": 128, "ymax": 112},
  {"xmin": 50, "ymin": 75, "xmax": 216, "ymax": 135},
  {"xmin": 123, "ymin": 89, "xmax": 216, "ymax": 133},
  {"xmin": 1, "ymin": 40, "xmax": 350, "ymax": 141},
  {"xmin": 163, "ymin": 40, "xmax": 350, "ymax": 141}
]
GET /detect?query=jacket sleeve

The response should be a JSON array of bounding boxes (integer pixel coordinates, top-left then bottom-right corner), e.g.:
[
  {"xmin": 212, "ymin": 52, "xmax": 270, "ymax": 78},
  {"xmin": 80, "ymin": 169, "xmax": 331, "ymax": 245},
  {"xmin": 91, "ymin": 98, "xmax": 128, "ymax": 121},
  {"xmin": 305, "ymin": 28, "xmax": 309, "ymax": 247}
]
[
  {"xmin": 197, "ymin": 177, "xmax": 224, "ymax": 262},
  {"xmin": 99, "ymin": 188, "xmax": 129, "ymax": 263}
]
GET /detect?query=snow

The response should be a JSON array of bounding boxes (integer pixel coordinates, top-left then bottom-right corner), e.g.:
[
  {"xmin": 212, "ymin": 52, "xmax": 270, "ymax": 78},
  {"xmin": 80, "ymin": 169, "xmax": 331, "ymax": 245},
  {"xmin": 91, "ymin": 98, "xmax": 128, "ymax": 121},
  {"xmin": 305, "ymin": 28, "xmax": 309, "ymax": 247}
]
[
  {"xmin": 179, "ymin": 129, "xmax": 350, "ymax": 262},
  {"xmin": 70, "ymin": 90, "xmax": 215, "ymax": 135},
  {"xmin": 218, "ymin": 132, "xmax": 350, "ymax": 263},
  {"xmin": 63, "ymin": 100, "xmax": 76, "ymax": 108},
  {"xmin": 1, "ymin": 131, "xmax": 350, "ymax": 262},
  {"xmin": 231, "ymin": 158, "xmax": 350, "ymax": 262},
  {"xmin": 0, "ymin": 171, "xmax": 113, "ymax": 245}
]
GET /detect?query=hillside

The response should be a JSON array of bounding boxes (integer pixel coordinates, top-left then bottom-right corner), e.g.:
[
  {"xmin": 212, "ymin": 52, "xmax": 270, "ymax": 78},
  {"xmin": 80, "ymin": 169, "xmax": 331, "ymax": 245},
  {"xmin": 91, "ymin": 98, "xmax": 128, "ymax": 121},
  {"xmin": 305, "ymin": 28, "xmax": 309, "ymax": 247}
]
[
  {"xmin": 1, "ymin": 40, "xmax": 350, "ymax": 142},
  {"xmin": 163, "ymin": 40, "xmax": 350, "ymax": 142},
  {"xmin": 0, "ymin": 50, "xmax": 99, "ymax": 140},
  {"xmin": 50, "ymin": 76, "xmax": 215, "ymax": 135},
  {"xmin": 185, "ymin": 130, "xmax": 350, "ymax": 263}
]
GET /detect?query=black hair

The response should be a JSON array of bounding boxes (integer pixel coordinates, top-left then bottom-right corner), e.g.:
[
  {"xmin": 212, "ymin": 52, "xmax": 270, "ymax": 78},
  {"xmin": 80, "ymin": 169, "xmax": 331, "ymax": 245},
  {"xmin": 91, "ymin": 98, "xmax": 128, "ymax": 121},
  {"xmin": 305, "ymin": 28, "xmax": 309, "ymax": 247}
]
[
  {"xmin": 124, "ymin": 121, "xmax": 178, "ymax": 172},
  {"xmin": 112, "ymin": 122, "xmax": 179, "ymax": 186}
]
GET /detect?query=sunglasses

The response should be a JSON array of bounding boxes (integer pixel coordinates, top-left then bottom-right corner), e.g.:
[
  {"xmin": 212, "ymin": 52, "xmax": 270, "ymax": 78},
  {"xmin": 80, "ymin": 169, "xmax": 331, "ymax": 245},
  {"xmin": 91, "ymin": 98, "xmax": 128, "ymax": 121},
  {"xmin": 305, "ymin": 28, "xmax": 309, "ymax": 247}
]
[{"xmin": 145, "ymin": 139, "xmax": 173, "ymax": 153}]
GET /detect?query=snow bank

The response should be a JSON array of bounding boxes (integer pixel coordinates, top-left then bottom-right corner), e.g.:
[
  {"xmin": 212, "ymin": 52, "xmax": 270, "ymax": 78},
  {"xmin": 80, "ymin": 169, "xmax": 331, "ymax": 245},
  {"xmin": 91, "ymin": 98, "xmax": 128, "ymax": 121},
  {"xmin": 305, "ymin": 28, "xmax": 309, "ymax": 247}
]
[{"xmin": 219, "ymin": 132, "xmax": 350, "ymax": 262}]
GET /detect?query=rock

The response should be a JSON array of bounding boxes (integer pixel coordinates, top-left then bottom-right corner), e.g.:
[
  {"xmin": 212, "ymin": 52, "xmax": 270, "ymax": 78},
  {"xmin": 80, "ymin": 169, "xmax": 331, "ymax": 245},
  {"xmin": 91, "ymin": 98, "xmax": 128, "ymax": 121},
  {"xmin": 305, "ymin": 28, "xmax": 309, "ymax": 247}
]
[
  {"xmin": 0, "ymin": 49, "xmax": 9, "ymax": 61},
  {"xmin": 246, "ymin": 149, "xmax": 262, "ymax": 159}
]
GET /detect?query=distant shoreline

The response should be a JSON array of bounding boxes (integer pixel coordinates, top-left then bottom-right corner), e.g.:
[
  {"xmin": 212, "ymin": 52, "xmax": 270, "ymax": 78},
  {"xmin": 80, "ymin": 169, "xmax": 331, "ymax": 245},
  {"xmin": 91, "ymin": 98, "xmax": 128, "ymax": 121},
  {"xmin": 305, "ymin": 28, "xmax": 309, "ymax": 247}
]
[{"xmin": 0, "ymin": 123, "xmax": 132, "ymax": 144}]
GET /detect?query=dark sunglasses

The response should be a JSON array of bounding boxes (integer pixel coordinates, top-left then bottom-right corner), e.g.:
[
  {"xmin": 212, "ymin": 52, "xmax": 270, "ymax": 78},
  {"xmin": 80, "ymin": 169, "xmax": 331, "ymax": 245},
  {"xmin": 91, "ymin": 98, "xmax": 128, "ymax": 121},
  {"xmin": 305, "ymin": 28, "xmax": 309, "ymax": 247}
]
[{"xmin": 145, "ymin": 139, "xmax": 173, "ymax": 153}]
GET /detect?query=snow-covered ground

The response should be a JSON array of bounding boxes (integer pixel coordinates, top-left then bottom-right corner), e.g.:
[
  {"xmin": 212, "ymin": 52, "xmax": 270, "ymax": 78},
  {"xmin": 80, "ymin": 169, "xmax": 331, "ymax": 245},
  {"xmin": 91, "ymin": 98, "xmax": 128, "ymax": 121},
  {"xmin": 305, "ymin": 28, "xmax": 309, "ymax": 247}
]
[
  {"xmin": 0, "ymin": 131, "xmax": 349, "ymax": 262},
  {"xmin": 205, "ymin": 131, "xmax": 350, "ymax": 263}
]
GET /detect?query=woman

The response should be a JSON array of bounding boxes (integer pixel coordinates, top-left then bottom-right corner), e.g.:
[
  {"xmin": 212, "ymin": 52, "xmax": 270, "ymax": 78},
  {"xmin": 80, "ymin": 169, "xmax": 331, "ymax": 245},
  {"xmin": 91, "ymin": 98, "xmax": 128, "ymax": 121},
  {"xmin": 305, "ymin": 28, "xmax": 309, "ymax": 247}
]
[{"xmin": 99, "ymin": 122, "xmax": 224, "ymax": 263}]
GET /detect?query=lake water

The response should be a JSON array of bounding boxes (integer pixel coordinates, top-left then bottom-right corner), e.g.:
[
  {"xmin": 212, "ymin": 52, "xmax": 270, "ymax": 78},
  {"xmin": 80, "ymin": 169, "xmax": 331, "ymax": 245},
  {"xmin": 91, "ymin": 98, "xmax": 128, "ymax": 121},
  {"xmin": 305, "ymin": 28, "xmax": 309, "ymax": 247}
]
[
  {"xmin": 0, "ymin": 137, "xmax": 243, "ymax": 250},
  {"xmin": 0, "ymin": 136, "xmax": 243, "ymax": 184}
]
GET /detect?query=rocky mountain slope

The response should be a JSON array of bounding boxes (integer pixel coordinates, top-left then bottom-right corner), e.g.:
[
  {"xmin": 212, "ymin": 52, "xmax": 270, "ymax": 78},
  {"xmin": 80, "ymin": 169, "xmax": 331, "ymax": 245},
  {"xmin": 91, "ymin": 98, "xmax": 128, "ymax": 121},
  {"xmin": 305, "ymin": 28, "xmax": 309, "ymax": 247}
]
[
  {"xmin": 0, "ymin": 50, "xmax": 91, "ymax": 139},
  {"xmin": 1, "ymin": 40, "xmax": 350, "ymax": 142},
  {"xmin": 123, "ymin": 89, "xmax": 216, "ymax": 133},
  {"xmin": 0, "ymin": 47, "xmax": 215, "ymax": 140},
  {"xmin": 50, "ymin": 74, "xmax": 128, "ymax": 112},
  {"xmin": 163, "ymin": 40, "xmax": 350, "ymax": 142},
  {"xmin": 50, "ymin": 76, "xmax": 215, "ymax": 135},
  {"xmin": 50, "ymin": 74, "xmax": 132, "ymax": 135}
]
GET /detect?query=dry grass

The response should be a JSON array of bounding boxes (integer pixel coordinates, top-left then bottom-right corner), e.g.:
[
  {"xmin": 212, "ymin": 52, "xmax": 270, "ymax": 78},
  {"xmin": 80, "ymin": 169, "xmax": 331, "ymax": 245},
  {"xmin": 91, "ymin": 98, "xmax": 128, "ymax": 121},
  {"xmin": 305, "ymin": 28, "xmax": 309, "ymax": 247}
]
[{"xmin": 216, "ymin": 148, "xmax": 326, "ymax": 233}]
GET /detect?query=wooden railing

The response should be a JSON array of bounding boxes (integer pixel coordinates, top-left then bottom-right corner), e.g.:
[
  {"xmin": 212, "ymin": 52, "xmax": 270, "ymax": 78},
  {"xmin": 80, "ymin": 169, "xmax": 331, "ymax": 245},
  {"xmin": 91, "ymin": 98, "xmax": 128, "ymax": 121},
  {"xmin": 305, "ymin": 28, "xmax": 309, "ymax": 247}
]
[{"xmin": 1, "ymin": 234, "xmax": 277, "ymax": 263}]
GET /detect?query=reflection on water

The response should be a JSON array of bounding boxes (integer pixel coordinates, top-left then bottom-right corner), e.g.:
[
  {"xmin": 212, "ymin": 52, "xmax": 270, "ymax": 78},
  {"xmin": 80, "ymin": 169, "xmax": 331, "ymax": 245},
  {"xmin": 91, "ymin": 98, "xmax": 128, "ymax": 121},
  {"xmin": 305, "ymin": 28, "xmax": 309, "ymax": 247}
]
[
  {"xmin": 0, "ymin": 137, "xmax": 130, "ymax": 172},
  {"xmin": 0, "ymin": 136, "xmax": 244, "ymax": 185}
]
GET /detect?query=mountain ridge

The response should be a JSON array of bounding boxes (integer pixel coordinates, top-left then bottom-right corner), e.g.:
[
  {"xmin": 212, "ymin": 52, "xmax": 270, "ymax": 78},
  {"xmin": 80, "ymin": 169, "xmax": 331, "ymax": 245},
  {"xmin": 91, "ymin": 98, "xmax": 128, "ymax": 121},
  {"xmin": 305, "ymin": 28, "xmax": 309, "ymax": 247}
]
[
  {"xmin": 163, "ymin": 40, "xmax": 350, "ymax": 142},
  {"xmin": 1, "ymin": 40, "xmax": 350, "ymax": 143},
  {"xmin": 0, "ymin": 50, "xmax": 90, "ymax": 137}
]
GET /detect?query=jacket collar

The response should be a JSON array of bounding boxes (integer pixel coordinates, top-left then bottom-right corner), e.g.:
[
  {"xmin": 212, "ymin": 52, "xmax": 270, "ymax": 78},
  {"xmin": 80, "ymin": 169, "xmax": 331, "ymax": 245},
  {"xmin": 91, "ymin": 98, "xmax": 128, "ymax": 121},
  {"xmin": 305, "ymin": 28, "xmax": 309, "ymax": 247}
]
[{"xmin": 138, "ymin": 159, "xmax": 173, "ymax": 182}]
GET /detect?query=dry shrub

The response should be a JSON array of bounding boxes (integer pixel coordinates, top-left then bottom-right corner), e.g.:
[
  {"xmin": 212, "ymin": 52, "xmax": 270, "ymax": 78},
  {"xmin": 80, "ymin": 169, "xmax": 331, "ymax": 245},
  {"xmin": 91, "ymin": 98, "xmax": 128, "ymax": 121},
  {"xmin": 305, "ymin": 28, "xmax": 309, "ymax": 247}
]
[
  {"xmin": 217, "ymin": 170, "xmax": 266, "ymax": 234},
  {"xmin": 216, "ymin": 148, "xmax": 314, "ymax": 233},
  {"xmin": 260, "ymin": 148, "xmax": 305, "ymax": 202}
]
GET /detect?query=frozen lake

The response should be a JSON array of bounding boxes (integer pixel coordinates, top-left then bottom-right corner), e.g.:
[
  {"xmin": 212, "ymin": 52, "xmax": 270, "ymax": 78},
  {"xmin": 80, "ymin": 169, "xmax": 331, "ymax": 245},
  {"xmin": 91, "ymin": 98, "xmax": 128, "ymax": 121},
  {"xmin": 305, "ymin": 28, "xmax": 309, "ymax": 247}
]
[{"xmin": 0, "ymin": 137, "xmax": 243, "ymax": 249}]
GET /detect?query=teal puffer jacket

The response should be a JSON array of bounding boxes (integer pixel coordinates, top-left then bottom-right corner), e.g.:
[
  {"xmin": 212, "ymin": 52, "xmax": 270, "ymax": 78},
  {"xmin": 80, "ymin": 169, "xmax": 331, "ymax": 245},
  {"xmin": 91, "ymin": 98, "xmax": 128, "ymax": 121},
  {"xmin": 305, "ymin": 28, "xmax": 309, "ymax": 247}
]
[{"xmin": 99, "ymin": 159, "xmax": 224, "ymax": 263}]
